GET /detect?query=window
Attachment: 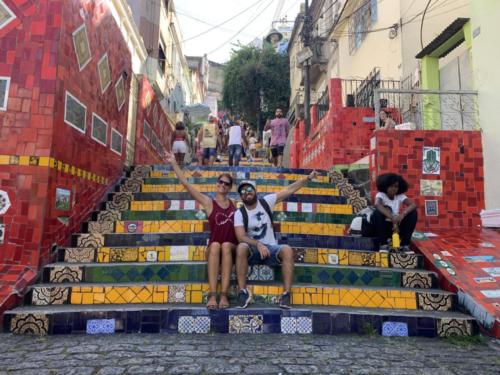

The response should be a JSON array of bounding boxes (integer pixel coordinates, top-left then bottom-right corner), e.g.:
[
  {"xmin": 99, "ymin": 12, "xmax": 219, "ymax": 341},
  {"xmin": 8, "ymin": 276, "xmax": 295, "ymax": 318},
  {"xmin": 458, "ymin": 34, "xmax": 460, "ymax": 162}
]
[
  {"xmin": 115, "ymin": 76, "xmax": 126, "ymax": 111},
  {"xmin": 0, "ymin": 0, "xmax": 16, "ymax": 29},
  {"xmin": 64, "ymin": 91, "xmax": 86, "ymax": 133},
  {"xmin": 151, "ymin": 131, "xmax": 158, "ymax": 150},
  {"xmin": 348, "ymin": 0, "xmax": 378, "ymax": 54},
  {"xmin": 163, "ymin": 0, "xmax": 169, "ymax": 12},
  {"xmin": 158, "ymin": 41, "xmax": 166, "ymax": 73},
  {"xmin": 91, "ymin": 113, "xmax": 107, "ymax": 146},
  {"xmin": 143, "ymin": 121, "xmax": 151, "ymax": 141},
  {"xmin": 0, "ymin": 76, "xmax": 11, "ymax": 111},
  {"xmin": 97, "ymin": 53, "xmax": 111, "ymax": 93},
  {"xmin": 110, "ymin": 128, "xmax": 123, "ymax": 155},
  {"xmin": 72, "ymin": 24, "xmax": 92, "ymax": 70}
]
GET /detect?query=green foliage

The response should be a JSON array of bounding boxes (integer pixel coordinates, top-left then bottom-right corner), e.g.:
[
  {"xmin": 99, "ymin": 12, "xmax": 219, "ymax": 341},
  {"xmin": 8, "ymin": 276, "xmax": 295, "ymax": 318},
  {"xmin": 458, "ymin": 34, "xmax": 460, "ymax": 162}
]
[{"xmin": 223, "ymin": 45, "xmax": 290, "ymax": 129}]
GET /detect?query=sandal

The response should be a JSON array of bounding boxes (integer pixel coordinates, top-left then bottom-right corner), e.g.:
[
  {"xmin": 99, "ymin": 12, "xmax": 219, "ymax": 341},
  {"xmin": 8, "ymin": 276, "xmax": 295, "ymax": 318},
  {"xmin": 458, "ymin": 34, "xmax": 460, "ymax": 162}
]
[
  {"xmin": 218, "ymin": 292, "xmax": 230, "ymax": 310},
  {"xmin": 206, "ymin": 292, "xmax": 218, "ymax": 310}
]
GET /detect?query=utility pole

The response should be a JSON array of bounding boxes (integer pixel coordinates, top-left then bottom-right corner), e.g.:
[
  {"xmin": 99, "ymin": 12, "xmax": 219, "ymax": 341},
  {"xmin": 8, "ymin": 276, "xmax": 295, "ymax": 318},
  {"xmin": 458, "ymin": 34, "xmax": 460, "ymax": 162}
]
[{"xmin": 302, "ymin": 0, "xmax": 312, "ymax": 135}]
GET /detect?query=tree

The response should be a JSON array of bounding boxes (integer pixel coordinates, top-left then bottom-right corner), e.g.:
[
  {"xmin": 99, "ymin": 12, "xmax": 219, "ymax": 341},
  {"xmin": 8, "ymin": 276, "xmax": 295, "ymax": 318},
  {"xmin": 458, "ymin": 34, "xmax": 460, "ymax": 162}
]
[{"xmin": 223, "ymin": 45, "xmax": 290, "ymax": 131}]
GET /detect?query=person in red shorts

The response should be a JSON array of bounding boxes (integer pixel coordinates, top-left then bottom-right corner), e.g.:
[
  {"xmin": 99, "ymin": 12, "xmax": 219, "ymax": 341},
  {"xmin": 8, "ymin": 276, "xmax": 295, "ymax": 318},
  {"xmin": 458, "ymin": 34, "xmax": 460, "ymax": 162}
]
[{"xmin": 165, "ymin": 152, "xmax": 236, "ymax": 309}]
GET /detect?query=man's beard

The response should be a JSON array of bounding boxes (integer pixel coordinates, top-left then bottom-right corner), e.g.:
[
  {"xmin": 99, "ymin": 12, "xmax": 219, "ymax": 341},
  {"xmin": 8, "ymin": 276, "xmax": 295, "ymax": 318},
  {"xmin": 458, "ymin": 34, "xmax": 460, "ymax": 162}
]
[
  {"xmin": 276, "ymin": 113, "xmax": 282, "ymax": 118},
  {"xmin": 243, "ymin": 194, "xmax": 258, "ymax": 206}
]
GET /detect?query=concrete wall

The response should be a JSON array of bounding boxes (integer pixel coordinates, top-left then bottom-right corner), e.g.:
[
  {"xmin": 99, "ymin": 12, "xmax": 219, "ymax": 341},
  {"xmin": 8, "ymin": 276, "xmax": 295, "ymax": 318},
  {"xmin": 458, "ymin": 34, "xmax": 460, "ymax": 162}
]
[
  {"xmin": 470, "ymin": 0, "xmax": 500, "ymax": 210},
  {"xmin": 399, "ymin": 0, "xmax": 470, "ymax": 82},
  {"xmin": 335, "ymin": 0, "xmax": 402, "ymax": 80}
]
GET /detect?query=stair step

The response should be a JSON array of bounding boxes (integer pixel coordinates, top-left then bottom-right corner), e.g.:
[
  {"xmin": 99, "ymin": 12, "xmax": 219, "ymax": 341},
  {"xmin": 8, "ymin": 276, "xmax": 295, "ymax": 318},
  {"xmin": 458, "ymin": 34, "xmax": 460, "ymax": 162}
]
[
  {"xmin": 137, "ymin": 177, "xmax": 333, "ymax": 188},
  {"xmin": 3, "ymin": 304, "xmax": 476, "ymax": 336},
  {"xmin": 24, "ymin": 282, "xmax": 456, "ymax": 312},
  {"xmin": 42, "ymin": 262, "xmax": 436, "ymax": 288},
  {"xmin": 106, "ymin": 192, "xmax": 349, "ymax": 206},
  {"xmin": 59, "ymin": 246, "xmax": 422, "ymax": 269},
  {"xmin": 72, "ymin": 233, "xmax": 380, "ymax": 252}
]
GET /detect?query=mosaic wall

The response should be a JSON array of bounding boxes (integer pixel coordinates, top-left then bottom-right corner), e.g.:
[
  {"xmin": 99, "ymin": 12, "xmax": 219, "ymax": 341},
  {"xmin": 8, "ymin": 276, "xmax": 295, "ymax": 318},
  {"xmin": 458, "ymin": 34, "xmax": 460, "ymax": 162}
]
[
  {"xmin": 370, "ymin": 130, "xmax": 484, "ymax": 229},
  {"xmin": 291, "ymin": 79, "xmax": 376, "ymax": 169},
  {"xmin": 0, "ymin": 0, "xmax": 131, "ymax": 278},
  {"xmin": 133, "ymin": 76, "xmax": 172, "ymax": 165}
]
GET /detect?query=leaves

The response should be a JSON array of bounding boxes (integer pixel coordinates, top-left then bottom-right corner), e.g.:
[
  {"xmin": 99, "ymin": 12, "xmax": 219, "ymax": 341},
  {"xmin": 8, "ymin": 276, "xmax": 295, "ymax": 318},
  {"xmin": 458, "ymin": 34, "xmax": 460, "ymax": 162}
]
[{"xmin": 223, "ymin": 45, "xmax": 290, "ymax": 128}]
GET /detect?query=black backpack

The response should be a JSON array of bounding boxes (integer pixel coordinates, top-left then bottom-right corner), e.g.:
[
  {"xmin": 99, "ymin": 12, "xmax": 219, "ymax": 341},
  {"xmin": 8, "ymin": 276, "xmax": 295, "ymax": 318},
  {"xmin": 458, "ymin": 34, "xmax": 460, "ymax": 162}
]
[{"xmin": 239, "ymin": 198, "xmax": 275, "ymax": 240}]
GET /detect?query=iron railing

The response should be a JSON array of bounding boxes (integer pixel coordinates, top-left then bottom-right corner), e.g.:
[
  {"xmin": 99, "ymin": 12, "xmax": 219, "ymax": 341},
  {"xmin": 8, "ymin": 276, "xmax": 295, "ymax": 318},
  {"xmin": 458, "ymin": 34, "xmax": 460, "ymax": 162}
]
[
  {"xmin": 342, "ymin": 76, "xmax": 401, "ymax": 108},
  {"xmin": 374, "ymin": 88, "xmax": 480, "ymax": 131},
  {"xmin": 316, "ymin": 87, "xmax": 329, "ymax": 123}
]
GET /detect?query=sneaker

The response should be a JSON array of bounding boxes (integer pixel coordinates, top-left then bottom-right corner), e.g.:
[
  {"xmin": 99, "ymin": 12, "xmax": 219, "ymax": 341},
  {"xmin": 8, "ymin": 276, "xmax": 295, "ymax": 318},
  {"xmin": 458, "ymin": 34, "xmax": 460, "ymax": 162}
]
[
  {"xmin": 236, "ymin": 288, "xmax": 252, "ymax": 309},
  {"xmin": 279, "ymin": 292, "xmax": 292, "ymax": 309},
  {"xmin": 379, "ymin": 245, "xmax": 390, "ymax": 253},
  {"xmin": 400, "ymin": 245, "xmax": 415, "ymax": 254}
]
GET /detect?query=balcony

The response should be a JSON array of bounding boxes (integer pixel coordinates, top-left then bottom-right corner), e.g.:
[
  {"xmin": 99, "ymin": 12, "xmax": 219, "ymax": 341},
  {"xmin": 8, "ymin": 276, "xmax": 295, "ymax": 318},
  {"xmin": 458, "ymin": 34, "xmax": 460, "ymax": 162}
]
[{"xmin": 143, "ymin": 57, "xmax": 170, "ymax": 99}]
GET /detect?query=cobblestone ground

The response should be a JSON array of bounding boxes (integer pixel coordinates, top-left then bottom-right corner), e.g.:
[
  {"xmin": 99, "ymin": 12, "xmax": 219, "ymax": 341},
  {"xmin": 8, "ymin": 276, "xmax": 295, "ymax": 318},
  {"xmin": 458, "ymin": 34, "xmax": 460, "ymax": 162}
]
[{"xmin": 0, "ymin": 333, "xmax": 498, "ymax": 375}]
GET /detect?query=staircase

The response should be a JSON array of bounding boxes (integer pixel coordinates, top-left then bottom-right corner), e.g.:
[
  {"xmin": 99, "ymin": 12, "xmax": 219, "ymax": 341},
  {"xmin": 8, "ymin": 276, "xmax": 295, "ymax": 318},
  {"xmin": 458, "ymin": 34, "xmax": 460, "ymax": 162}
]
[{"xmin": 3, "ymin": 160, "xmax": 477, "ymax": 336}]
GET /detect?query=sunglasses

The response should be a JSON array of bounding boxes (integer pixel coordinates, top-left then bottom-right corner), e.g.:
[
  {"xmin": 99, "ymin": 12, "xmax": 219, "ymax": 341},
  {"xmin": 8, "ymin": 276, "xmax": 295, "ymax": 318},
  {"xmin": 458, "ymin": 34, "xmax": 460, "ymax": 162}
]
[
  {"xmin": 239, "ymin": 186, "xmax": 254, "ymax": 195},
  {"xmin": 217, "ymin": 180, "xmax": 232, "ymax": 187}
]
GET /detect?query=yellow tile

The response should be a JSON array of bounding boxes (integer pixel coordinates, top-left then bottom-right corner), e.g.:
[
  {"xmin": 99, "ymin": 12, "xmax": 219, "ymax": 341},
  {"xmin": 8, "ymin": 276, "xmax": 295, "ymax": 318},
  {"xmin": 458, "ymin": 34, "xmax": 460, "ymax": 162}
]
[
  {"xmin": 82, "ymin": 293, "xmax": 94, "ymax": 305},
  {"xmin": 81, "ymin": 287, "xmax": 92, "ymax": 293},
  {"xmin": 303, "ymin": 293, "xmax": 311, "ymax": 305},
  {"xmin": 292, "ymin": 293, "xmax": 303, "ymax": 305},
  {"xmin": 394, "ymin": 298, "xmax": 406, "ymax": 309},
  {"xmin": 268, "ymin": 286, "xmax": 280, "ymax": 295},
  {"xmin": 19, "ymin": 156, "xmax": 30, "ymax": 165},
  {"xmin": 94, "ymin": 293, "xmax": 105, "ymax": 304},
  {"xmin": 152, "ymin": 292, "xmax": 165, "ymax": 303},
  {"xmin": 191, "ymin": 291, "xmax": 203, "ymax": 303},
  {"xmin": 70, "ymin": 292, "xmax": 82, "ymax": 304},
  {"xmin": 406, "ymin": 298, "xmax": 417, "ymax": 309}
]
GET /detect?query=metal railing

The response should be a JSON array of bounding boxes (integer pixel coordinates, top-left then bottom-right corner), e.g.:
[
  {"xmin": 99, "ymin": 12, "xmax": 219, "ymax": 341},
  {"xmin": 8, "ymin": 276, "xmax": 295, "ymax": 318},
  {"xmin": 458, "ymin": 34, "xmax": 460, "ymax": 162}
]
[
  {"xmin": 373, "ymin": 88, "xmax": 480, "ymax": 131},
  {"xmin": 316, "ymin": 87, "xmax": 329, "ymax": 123},
  {"xmin": 342, "ymin": 77, "xmax": 401, "ymax": 108}
]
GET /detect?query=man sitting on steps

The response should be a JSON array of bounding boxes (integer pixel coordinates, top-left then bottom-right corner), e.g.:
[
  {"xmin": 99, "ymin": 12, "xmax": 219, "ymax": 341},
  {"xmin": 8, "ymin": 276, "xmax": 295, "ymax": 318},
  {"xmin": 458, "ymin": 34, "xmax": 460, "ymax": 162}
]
[{"xmin": 234, "ymin": 171, "xmax": 319, "ymax": 309}]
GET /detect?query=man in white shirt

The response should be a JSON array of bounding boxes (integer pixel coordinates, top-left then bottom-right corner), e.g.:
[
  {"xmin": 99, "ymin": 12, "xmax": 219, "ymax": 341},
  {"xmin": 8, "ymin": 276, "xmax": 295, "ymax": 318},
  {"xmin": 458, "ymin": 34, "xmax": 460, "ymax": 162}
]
[{"xmin": 234, "ymin": 171, "xmax": 318, "ymax": 309}]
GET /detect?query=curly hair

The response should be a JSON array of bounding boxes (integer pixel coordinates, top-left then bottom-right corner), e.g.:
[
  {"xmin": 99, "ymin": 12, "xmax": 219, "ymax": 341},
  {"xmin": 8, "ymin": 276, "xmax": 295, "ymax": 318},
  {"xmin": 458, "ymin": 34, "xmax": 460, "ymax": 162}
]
[{"xmin": 376, "ymin": 173, "xmax": 409, "ymax": 194}]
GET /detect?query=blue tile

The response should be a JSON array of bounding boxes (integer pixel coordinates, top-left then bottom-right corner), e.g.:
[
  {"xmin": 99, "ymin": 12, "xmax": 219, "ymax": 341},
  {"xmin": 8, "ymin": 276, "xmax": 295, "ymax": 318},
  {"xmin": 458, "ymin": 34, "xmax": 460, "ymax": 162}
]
[
  {"xmin": 313, "ymin": 312, "xmax": 332, "ymax": 335},
  {"xmin": 382, "ymin": 322, "xmax": 408, "ymax": 337}
]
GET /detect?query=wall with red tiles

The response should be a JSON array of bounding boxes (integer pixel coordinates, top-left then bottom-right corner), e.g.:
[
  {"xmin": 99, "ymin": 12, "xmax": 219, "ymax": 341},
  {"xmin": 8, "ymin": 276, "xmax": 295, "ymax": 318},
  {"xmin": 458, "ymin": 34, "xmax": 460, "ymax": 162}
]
[
  {"xmin": 0, "ymin": 0, "xmax": 133, "ymax": 270},
  {"xmin": 133, "ymin": 76, "xmax": 172, "ymax": 165},
  {"xmin": 369, "ymin": 130, "xmax": 484, "ymax": 230},
  {"xmin": 295, "ymin": 79, "xmax": 376, "ymax": 170}
]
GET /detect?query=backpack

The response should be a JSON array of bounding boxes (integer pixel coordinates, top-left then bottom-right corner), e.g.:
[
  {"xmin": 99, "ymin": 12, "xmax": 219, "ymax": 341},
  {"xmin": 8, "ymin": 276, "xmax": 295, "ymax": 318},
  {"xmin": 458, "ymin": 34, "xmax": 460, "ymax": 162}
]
[
  {"xmin": 239, "ymin": 198, "xmax": 275, "ymax": 240},
  {"xmin": 349, "ymin": 206, "xmax": 376, "ymax": 237}
]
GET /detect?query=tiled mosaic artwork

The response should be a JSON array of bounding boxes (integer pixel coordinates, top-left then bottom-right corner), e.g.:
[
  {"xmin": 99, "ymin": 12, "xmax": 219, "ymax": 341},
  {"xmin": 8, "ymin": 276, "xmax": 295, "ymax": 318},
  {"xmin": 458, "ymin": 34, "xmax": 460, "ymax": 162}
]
[
  {"xmin": 86, "ymin": 319, "xmax": 115, "ymax": 334},
  {"xmin": 382, "ymin": 322, "xmax": 408, "ymax": 337}
]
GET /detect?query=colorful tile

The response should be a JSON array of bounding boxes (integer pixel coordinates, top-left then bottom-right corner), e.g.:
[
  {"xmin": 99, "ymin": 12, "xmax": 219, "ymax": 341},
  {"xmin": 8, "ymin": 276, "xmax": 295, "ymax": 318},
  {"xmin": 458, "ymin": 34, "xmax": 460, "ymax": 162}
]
[
  {"xmin": 229, "ymin": 315, "xmax": 263, "ymax": 334},
  {"xmin": 87, "ymin": 319, "xmax": 115, "ymax": 334}
]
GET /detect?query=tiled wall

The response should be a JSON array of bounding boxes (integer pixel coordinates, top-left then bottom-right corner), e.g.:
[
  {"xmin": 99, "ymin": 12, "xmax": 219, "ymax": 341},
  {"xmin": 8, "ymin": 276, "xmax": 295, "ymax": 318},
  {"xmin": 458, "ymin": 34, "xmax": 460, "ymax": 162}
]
[
  {"xmin": 0, "ymin": 0, "xmax": 132, "ymax": 267},
  {"xmin": 296, "ymin": 79, "xmax": 376, "ymax": 170},
  {"xmin": 369, "ymin": 130, "xmax": 484, "ymax": 229},
  {"xmin": 133, "ymin": 76, "xmax": 172, "ymax": 165}
]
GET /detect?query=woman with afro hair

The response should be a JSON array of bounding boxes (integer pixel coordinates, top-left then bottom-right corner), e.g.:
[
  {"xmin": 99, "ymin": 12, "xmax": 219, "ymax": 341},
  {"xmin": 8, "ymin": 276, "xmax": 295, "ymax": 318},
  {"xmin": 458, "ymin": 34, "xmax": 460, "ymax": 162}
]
[{"xmin": 373, "ymin": 173, "xmax": 418, "ymax": 252}]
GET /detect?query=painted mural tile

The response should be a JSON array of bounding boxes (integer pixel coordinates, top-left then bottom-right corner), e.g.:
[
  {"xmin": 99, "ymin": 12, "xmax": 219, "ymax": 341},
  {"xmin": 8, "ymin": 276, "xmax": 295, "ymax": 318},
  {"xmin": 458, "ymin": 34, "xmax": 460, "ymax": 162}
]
[
  {"xmin": 55, "ymin": 188, "xmax": 71, "ymax": 210},
  {"xmin": 170, "ymin": 246, "xmax": 189, "ymax": 261},
  {"xmin": 72, "ymin": 24, "xmax": 92, "ymax": 70},
  {"xmin": 480, "ymin": 290, "xmax": 500, "ymax": 299},
  {"xmin": 420, "ymin": 180, "xmax": 443, "ymax": 197},
  {"xmin": 482, "ymin": 267, "xmax": 500, "ymax": 277},
  {"xmin": 0, "ymin": 190, "xmax": 11, "ymax": 214},
  {"xmin": 229, "ymin": 315, "xmax": 263, "ymax": 334},
  {"xmin": 425, "ymin": 200, "xmax": 439, "ymax": 216},
  {"xmin": 87, "ymin": 319, "xmax": 115, "ymax": 334},
  {"xmin": 382, "ymin": 322, "xmax": 408, "ymax": 337},
  {"xmin": 168, "ymin": 285, "xmax": 186, "ymax": 303},
  {"xmin": 422, "ymin": 147, "xmax": 441, "ymax": 175}
]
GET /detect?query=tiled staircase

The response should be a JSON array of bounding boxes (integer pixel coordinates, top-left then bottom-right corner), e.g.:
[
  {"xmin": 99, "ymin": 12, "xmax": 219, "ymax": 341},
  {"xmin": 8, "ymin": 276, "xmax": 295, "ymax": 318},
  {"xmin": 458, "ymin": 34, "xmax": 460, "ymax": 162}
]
[{"xmin": 3, "ymin": 161, "xmax": 477, "ymax": 336}]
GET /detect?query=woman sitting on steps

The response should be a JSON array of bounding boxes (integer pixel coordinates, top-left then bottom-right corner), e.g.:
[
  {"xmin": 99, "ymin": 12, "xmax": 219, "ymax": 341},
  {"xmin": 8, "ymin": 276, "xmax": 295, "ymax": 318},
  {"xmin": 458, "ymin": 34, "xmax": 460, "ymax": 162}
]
[{"xmin": 164, "ymin": 151, "xmax": 236, "ymax": 309}]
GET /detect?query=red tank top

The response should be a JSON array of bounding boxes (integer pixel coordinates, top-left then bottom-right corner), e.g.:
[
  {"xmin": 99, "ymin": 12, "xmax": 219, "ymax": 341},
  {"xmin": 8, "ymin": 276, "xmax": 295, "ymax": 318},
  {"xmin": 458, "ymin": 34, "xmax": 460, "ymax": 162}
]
[{"xmin": 208, "ymin": 199, "xmax": 237, "ymax": 245}]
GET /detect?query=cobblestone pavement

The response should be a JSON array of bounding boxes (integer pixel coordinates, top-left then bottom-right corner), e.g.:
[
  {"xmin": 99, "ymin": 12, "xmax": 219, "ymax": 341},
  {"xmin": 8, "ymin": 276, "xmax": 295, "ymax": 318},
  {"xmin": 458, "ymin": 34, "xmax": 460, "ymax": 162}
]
[{"xmin": 0, "ymin": 333, "xmax": 499, "ymax": 375}]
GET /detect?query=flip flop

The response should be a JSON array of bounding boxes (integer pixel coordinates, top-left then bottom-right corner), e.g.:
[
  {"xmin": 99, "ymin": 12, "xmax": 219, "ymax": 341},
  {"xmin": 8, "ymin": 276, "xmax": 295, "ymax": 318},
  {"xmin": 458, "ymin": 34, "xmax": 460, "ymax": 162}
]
[
  {"xmin": 218, "ymin": 293, "xmax": 229, "ymax": 310},
  {"xmin": 206, "ymin": 292, "xmax": 218, "ymax": 310}
]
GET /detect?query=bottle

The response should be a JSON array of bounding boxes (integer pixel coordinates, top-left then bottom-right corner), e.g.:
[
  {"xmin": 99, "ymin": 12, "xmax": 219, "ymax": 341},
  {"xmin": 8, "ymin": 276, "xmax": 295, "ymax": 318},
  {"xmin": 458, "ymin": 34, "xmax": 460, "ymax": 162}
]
[{"xmin": 392, "ymin": 231, "xmax": 401, "ymax": 250}]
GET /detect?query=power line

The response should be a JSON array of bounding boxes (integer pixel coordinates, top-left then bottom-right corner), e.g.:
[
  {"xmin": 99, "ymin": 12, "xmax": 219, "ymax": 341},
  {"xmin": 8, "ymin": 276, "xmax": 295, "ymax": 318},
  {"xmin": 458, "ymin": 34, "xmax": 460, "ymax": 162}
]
[
  {"xmin": 207, "ymin": 0, "xmax": 277, "ymax": 55},
  {"xmin": 420, "ymin": 0, "xmax": 433, "ymax": 49},
  {"xmin": 175, "ymin": 0, "xmax": 266, "ymax": 46}
]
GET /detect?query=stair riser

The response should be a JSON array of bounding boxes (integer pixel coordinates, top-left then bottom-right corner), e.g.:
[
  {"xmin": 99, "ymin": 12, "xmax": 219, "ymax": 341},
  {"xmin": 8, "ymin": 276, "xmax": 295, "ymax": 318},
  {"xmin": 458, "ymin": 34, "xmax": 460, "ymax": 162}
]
[
  {"xmin": 133, "ymin": 185, "xmax": 340, "ymax": 196},
  {"xmin": 27, "ymin": 285, "xmax": 455, "ymax": 311},
  {"xmin": 43, "ymin": 264, "xmax": 435, "ymax": 288},
  {"xmin": 138, "ymin": 177, "xmax": 332, "ymax": 188},
  {"xmin": 60, "ymin": 247, "xmax": 422, "ymax": 269},
  {"xmin": 72, "ymin": 233, "xmax": 380, "ymax": 252},
  {"xmin": 4, "ymin": 310, "xmax": 476, "ymax": 337}
]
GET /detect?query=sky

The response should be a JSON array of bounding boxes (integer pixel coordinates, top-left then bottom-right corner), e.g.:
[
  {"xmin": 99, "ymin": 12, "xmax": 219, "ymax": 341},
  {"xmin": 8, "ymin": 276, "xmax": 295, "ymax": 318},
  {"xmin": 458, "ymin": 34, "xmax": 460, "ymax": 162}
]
[{"xmin": 176, "ymin": 0, "xmax": 302, "ymax": 63}]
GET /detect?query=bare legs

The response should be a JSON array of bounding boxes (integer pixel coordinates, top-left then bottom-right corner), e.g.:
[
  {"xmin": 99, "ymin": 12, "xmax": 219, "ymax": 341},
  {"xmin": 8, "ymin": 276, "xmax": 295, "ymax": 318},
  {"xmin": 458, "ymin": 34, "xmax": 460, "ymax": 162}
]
[
  {"xmin": 235, "ymin": 243, "xmax": 294, "ymax": 293},
  {"xmin": 206, "ymin": 242, "xmax": 234, "ymax": 308},
  {"xmin": 174, "ymin": 153, "xmax": 184, "ymax": 168}
]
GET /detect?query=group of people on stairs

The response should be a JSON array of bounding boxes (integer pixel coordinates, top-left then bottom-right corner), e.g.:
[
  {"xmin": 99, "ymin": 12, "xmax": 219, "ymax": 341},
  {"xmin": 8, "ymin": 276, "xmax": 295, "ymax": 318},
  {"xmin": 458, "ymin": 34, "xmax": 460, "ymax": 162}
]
[{"xmin": 164, "ymin": 150, "xmax": 318, "ymax": 310}]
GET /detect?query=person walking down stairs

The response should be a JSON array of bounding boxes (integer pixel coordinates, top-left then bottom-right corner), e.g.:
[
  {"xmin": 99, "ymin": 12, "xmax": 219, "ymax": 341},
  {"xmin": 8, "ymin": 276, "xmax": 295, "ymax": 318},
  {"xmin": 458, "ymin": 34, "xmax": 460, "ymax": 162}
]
[
  {"xmin": 234, "ymin": 170, "xmax": 319, "ymax": 309},
  {"xmin": 165, "ymin": 152, "xmax": 237, "ymax": 309}
]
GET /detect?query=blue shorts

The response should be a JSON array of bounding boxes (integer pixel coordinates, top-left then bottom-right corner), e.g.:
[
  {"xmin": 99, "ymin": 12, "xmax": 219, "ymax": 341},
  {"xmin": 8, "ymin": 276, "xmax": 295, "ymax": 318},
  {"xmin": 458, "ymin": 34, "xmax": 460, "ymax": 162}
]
[
  {"xmin": 271, "ymin": 145, "xmax": 285, "ymax": 157},
  {"xmin": 202, "ymin": 148, "xmax": 217, "ymax": 159},
  {"xmin": 247, "ymin": 243, "xmax": 285, "ymax": 266},
  {"xmin": 228, "ymin": 144, "xmax": 243, "ymax": 161}
]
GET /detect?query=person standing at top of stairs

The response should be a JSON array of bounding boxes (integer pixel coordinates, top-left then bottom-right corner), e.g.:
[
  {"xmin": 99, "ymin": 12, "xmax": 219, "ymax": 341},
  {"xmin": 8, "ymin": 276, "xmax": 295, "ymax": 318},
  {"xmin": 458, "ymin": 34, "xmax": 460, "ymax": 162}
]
[
  {"xmin": 228, "ymin": 117, "xmax": 247, "ymax": 167},
  {"xmin": 265, "ymin": 108, "xmax": 289, "ymax": 168},
  {"xmin": 234, "ymin": 171, "xmax": 319, "ymax": 309},
  {"xmin": 170, "ymin": 121, "xmax": 190, "ymax": 168},
  {"xmin": 164, "ymin": 151, "xmax": 237, "ymax": 310},
  {"xmin": 200, "ymin": 114, "xmax": 221, "ymax": 166}
]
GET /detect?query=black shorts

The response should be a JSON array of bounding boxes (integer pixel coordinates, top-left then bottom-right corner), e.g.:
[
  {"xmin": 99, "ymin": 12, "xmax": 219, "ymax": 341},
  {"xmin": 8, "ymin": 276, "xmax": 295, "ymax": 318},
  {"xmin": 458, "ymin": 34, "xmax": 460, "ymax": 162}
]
[{"xmin": 271, "ymin": 145, "xmax": 285, "ymax": 157}]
